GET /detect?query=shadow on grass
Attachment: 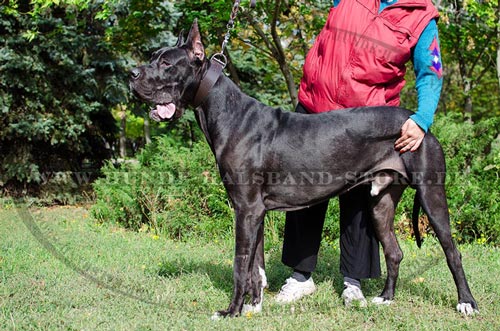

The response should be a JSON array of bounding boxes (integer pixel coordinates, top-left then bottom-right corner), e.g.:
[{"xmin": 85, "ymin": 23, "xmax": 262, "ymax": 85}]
[
  {"xmin": 154, "ymin": 238, "xmax": 459, "ymax": 311},
  {"xmin": 155, "ymin": 256, "xmax": 234, "ymax": 293}
]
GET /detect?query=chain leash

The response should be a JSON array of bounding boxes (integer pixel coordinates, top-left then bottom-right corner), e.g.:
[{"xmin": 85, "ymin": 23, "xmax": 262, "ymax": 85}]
[
  {"xmin": 221, "ymin": 0, "xmax": 241, "ymax": 54},
  {"xmin": 195, "ymin": 0, "xmax": 256, "ymax": 107},
  {"xmin": 215, "ymin": 0, "xmax": 256, "ymax": 66}
]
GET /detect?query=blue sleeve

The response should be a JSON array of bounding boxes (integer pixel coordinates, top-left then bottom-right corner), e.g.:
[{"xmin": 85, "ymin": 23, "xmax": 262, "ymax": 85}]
[
  {"xmin": 333, "ymin": 0, "xmax": 341, "ymax": 7},
  {"xmin": 410, "ymin": 19, "xmax": 443, "ymax": 132}
]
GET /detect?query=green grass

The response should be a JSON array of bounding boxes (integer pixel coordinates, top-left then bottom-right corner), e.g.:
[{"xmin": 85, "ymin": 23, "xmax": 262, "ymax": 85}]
[{"xmin": 1, "ymin": 205, "xmax": 499, "ymax": 331}]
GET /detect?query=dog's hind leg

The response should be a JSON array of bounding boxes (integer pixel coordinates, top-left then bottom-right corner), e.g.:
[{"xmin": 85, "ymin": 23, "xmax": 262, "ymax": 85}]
[
  {"xmin": 213, "ymin": 205, "xmax": 266, "ymax": 318},
  {"xmin": 416, "ymin": 185, "xmax": 478, "ymax": 315},
  {"xmin": 369, "ymin": 184, "xmax": 406, "ymax": 304}
]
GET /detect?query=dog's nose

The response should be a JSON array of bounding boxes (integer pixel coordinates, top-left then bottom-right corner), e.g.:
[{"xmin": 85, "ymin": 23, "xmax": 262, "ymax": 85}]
[{"xmin": 130, "ymin": 68, "xmax": 141, "ymax": 80}]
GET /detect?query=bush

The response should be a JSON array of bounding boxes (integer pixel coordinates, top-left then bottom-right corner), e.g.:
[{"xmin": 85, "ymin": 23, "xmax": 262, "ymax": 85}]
[
  {"xmin": 0, "ymin": 3, "xmax": 119, "ymax": 190},
  {"xmin": 91, "ymin": 136, "xmax": 233, "ymax": 240},
  {"xmin": 431, "ymin": 114, "xmax": 500, "ymax": 244},
  {"xmin": 91, "ymin": 114, "xmax": 500, "ymax": 245}
]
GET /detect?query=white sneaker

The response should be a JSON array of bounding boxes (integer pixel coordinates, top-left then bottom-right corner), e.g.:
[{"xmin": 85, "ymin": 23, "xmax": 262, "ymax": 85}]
[
  {"xmin": 342, "ymin": 282, "xmax": 367, "ymax": 307},
  {"xmin": 275, "ymin": 277, "xmax": 316, "ymax": 303}
]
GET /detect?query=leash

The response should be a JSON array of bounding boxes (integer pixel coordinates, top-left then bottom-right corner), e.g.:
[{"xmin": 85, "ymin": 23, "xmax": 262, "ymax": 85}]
[{"xmin": 192, "ymin": 0, "xmax": 256, "ymax": 107}]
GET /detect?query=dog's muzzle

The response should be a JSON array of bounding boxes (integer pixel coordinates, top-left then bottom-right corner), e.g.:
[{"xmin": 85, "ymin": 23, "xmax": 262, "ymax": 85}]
[
  {"xmin": 130, "ymin": 68, "xmax": 141, "ymax": 80},
  {"xmin": 129, "ymin": 67, "xmax": 178, "ymax": 122}
]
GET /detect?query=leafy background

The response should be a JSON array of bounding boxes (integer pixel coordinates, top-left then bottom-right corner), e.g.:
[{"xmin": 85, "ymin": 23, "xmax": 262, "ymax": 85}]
[{"xmin": 1, "ymin": 0, "xmax": 499, "ymax": 245}]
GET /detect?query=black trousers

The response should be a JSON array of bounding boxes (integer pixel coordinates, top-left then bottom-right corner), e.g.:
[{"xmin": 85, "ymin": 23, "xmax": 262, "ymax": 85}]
[{"xmin": 281, "ymin": 104, "xmax": 381, "ymax": 279}]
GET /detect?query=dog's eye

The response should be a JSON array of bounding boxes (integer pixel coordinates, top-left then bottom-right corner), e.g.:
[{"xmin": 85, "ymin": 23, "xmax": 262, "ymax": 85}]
[{"xmin": 160, "ymin": 60, "xmax": 172, "ymax": 69}]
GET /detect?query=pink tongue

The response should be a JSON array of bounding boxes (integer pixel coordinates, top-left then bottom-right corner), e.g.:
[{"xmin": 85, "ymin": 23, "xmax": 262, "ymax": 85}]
[{"xmin": 157, "ymin": 103, "xmax": 176, "ymax": 119}]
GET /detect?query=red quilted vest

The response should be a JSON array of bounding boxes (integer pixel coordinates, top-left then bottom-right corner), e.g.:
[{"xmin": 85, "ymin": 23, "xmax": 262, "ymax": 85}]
[{"xmin": 298, "ymin": 0, "xmax": 439, "ymax": 113}]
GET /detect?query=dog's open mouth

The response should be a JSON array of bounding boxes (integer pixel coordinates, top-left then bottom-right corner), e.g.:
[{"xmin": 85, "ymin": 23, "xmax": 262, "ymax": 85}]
[{"xmin": 149, "ymin": 103, "xmax": 176, "ymax": 122}]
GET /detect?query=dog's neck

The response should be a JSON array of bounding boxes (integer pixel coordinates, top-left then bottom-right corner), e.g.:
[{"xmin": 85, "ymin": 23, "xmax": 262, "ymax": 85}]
[
  {"xmin": 194, "ymin": 74, "xmax": 265, "ymax": 159},
  {"xmin": 192, "ymin": 57, "xmax": 225, "ymax": 107}
]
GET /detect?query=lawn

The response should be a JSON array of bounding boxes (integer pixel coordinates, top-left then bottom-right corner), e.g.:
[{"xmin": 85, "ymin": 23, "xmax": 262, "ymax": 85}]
[{"xmin": 1, "ymin": 204, "xmax": 499, "ymax": 330}]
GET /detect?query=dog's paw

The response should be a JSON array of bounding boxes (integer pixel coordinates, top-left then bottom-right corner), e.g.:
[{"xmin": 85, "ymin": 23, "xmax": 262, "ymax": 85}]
[
  {"xmin": 210, "ymin": 311, "xmax": 223, "ymax": 321},
  {"xmin": 211, "ymin": 307, "xmax": 241, "ymax": 320},
  {"xmin": 241, "ymin": 302, "xmax": 262, "ymax": 314},
  {"xmin": 372, "ymin": 297, "xmax": 393, "ymax": 305},
  {"xmin": 456, "ymin": 303, "xmax": 479, "ymax": 316},
  {"xmin": 211, "ymin": 310, "xmax": 236, "ymax": 320},
  {"xmin": 210, "ymin": 310, "xmax": 234, "ymax": 320}
]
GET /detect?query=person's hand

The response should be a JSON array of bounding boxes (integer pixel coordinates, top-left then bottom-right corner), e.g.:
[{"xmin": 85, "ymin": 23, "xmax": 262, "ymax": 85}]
[{"xmin": 395, "ymin": 118, "xmax": 425, "ymax": 153}]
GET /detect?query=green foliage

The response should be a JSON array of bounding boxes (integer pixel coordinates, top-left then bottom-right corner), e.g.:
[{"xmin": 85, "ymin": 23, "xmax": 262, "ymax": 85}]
[
  {"xmin": 0, "ymin": 1, "xmax": 122, "ymax": 189},
  {"xmin": 103, "ymin": 0, "xmax": 179, "ymax": 57},
  {"xmin": 0, "ymin": 0, "xmax": 183, "ymax": 192},
  {"xmin": 233, "ymin": 51, "xmax": 293, "ymax": 109},
  {"xmin": 438, "ymin": 0, "xmax": 500, "ymax": 118},
  {"xmin": 91, "ymin": 137, "xmax": 234, "ymax": 240},
  {"xmin": 112, "ymin": 107, "xmax": 145, "ymax": 141},
  {"xmin": 432, "ymin": 114, "xmax": 500, "ymax": 244}
]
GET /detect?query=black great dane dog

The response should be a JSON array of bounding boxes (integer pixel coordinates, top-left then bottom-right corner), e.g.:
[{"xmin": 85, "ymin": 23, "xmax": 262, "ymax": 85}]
[{"xmin": 129, "ymin": 21, "xmax": 478, "ymax": 318}]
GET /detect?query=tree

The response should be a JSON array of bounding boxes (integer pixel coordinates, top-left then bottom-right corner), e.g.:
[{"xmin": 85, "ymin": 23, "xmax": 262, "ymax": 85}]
[
  {"xmin": 439, "ymin": 0, "xmax": 499, "ymax": 120},
  {"xmin": 497, "ymin": 0, "xmax": 500, "ymax": 90},
  {"xmin": 238, "ymin": 0, "xmax": 331, "ymax": 107},
  {"xmin": 0, "ymin": 1, "xmax": 123, "ymax": 189}
]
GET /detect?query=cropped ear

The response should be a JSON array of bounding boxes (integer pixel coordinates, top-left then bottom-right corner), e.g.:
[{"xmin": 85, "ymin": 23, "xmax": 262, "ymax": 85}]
[
  {"xmin": 185, "ymin": 19, "xmax": 205, "ymax": 62},
  {"xmin": 175, "ymin": 30, "xmax": 184, "ymax": 47}
]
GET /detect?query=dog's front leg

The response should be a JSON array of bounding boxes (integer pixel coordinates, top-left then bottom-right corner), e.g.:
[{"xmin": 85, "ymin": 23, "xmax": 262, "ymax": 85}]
[
  {"xmin": 242, "ymin": 221, "xmax": 267, "ymax": 314},
  {"xmin": 214, "ymin": 208, "xmax": 265, "ymax": 318}
]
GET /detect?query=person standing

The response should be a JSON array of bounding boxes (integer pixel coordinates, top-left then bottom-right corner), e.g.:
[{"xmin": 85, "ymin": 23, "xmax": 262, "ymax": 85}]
[{"xmin": 275, "ymin": 0, "xmax": 443, "ymax": 307}]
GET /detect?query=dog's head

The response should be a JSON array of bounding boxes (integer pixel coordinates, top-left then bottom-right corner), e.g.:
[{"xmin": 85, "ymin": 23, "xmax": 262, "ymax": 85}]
[{"xmin": 129, "ymin": 20, "xmax": 206, "ymax": 122}]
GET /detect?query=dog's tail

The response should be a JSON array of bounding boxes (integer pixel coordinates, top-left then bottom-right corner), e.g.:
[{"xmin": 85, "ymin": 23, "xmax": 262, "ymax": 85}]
[{"xmin": 412, "ymin": 193, "xmax": 423, "ymax": 248}]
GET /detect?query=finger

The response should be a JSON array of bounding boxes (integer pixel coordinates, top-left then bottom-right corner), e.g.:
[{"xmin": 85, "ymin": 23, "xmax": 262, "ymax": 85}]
[
  {"xmin": 400, "ymin": 141, "xmax": 416, "ymax": 154},
  {"xmin": 410, "ymin": 137, "xmax": 424, "ymax": 152},
  {"xmin": 395, "ymin": 137, "xmax": 413, "ymax": 150},
  {"xmin": 396, "ymin": 120, "xmax": 412, "ymax": 146},
  {"xmin": 395, "ymin": 133, "xmax": 411, "ymax": 146}
]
